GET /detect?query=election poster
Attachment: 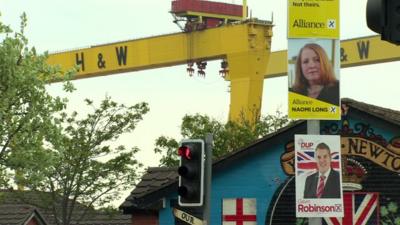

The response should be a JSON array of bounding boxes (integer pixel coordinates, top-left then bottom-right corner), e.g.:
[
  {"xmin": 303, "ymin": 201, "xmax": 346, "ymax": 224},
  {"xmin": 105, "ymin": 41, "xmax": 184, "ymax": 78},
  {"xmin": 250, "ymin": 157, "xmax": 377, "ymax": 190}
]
[
  {"xmin": 295, "ymin": 134, "xmax": 343, "ymax": 218},
  {"xmin": 288, "ymin": 0, "xmax": 340, "ymax": 39},
  {"xmin": 288, "ymin": 39, "xmax": 340, "ymax": 120}
]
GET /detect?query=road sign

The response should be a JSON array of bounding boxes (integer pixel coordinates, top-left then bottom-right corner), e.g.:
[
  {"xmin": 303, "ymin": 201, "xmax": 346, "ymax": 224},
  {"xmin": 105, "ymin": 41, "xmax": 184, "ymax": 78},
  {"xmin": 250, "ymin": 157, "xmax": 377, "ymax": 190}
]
[{"xmin": 173, "ymin": 208, "xmax": 204, "ymax": 225}]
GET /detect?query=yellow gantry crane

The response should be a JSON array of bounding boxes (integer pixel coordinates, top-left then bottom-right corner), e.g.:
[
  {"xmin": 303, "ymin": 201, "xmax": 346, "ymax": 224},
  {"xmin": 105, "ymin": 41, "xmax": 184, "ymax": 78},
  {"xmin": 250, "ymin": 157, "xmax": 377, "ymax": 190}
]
[
  {"xmin": 47, "ymin": 0, "xmax": 400, "ymax": 124},
  {"xmin": 48, "ymin": 0, "xmax": 272, "ymax": 124}
]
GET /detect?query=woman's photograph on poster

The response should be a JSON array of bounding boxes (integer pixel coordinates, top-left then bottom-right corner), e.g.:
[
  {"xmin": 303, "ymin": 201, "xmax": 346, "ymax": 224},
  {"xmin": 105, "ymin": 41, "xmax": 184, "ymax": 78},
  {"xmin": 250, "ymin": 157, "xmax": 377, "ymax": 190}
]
[{"xmin": 288, "ymin": 39, "xmax": 340, "ymax": 106}]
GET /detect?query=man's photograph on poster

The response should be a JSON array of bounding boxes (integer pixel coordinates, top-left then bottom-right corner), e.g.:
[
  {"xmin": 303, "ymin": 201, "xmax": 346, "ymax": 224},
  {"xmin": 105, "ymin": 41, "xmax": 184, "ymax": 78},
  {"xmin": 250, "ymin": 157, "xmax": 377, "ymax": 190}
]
[
  {"xmin": 303, "ymin": 142, "xmax": 341, "ymax": 199},
  {"xmin": 295, "ymin": 135, "xmax": 343, "ymax": 218},
  {"xmin": 288, "ymin": 39, "xmax": 340, "ymax": 106}
]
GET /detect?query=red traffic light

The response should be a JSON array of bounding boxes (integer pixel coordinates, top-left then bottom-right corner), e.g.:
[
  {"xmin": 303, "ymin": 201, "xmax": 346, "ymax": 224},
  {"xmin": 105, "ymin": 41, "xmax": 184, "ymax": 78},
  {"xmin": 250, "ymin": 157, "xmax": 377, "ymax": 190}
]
[
  {"xmin": 177, "ymin": 139, "xmax": 205, "ymax": 207},
  {"xmin": 178, "ymin": 146, "xmax": 192, "ymax": 159}
]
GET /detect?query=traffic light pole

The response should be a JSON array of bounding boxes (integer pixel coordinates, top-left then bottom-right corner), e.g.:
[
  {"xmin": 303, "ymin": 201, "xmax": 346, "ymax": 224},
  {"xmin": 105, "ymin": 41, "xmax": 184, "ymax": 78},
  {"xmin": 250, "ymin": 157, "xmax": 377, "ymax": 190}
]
[{"xmin": 203, "ymin": 133, "xmax": 213, "ymax": 225}]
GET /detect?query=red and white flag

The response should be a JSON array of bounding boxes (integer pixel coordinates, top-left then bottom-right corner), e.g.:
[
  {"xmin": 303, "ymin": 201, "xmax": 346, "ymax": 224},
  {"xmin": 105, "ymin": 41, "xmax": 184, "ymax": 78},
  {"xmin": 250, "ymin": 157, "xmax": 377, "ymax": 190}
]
[{"xmin": 222, "ymin": 198, "xmax": 256, "ymax": 225}]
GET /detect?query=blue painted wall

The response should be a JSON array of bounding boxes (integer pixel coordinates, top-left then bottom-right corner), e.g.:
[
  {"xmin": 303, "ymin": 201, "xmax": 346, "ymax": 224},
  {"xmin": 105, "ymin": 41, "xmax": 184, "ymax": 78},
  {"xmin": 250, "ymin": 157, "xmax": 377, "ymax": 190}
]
[
  {"xmin": 211, "ymin": 146, "xmax": 288, "ymax": 224},
  {"xmin": 158, "ymin": 140, "xmax": 290, "ymax": 224},
  {"xmin": 157, "ymin": 112, "xmax": 400, "ymax": 225}
]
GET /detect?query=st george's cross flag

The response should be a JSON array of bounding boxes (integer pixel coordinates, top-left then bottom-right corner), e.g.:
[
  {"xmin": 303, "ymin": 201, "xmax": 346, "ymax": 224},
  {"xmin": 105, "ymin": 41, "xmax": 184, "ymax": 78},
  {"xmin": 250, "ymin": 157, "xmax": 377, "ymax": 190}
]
[{"xmin": 222, "ymin": 198, "xmax": 256, "ymax": 225}]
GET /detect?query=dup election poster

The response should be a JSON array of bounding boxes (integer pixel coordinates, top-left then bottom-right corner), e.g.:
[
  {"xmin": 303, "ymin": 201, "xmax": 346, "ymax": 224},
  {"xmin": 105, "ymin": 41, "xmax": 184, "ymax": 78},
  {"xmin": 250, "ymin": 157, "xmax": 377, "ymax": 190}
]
[
  {"xmin": 295, "ymin": 134, "xmax": 343, "ymax": 218},
  {"xmin": 288, "ymin": 39, "xmax": 340, "ymax": 120}
]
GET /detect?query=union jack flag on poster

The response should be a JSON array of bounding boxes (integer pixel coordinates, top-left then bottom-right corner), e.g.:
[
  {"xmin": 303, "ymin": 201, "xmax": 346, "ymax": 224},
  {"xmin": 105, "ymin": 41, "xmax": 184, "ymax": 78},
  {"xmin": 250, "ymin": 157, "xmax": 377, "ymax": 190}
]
[
  {"xmin": 324, "ymin": 192, "xmax": 379, "ymax": 225},
  {"xmin": 296, "ymin": 150, "xmax": 340, "ymax": 175}
]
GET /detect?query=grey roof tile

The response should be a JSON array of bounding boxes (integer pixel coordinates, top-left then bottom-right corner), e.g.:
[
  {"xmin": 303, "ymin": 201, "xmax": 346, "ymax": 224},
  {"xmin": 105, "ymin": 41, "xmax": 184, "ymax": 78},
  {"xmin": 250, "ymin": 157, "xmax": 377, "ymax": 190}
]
[{"xmin": 0, "ymin": 190, "xmax": 131, "ymax": 225}]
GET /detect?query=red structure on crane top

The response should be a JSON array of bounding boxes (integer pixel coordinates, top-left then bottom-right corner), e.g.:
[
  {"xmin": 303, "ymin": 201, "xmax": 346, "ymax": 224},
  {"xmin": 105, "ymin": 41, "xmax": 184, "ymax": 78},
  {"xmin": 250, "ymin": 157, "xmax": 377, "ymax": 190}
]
[
  {"xmin": 171, "ymin": 0, "xmax": 246, "ymax": 31},
  {"xmin": 171, "ymin": 0, "xmax": 243, "ymax": 17},
  {"xmin": 171, "ymin": 0, "xmax": 246, "ymax": 77}
]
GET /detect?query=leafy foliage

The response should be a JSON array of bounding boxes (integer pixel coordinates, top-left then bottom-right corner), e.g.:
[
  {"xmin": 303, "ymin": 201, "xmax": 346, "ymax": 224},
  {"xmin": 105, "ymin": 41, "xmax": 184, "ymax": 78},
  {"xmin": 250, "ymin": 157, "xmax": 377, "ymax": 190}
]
[
  {"xmin": 0, "ymin": 13, "xmax": 73, "ymax": 186},
  {"xmin": 10, "ymin": 97, "xmax": 149, "ymax": 225},
  {"xmin": 155, "ymin": 110, "xmax": 292, "ymax": 167},
  {"xmin": 1, "ymin": 14, "xmax": 149, "ymax": 225},
  {"xmin": 381, "ymin": 201, "xmax": 400, "ymax": 225}
]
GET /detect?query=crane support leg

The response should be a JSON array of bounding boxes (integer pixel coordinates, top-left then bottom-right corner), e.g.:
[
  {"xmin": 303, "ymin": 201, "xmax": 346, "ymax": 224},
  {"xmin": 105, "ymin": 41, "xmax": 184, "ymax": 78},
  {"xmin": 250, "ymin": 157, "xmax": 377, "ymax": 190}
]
[{"xmin": 227, "ymin": 50, "xmax": 269, "ymax": 124}]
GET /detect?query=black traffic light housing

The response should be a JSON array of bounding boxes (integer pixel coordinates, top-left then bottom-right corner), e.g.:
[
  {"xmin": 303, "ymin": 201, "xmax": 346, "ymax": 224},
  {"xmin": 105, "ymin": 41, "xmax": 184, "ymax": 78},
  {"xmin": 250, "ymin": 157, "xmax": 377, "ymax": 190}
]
[
  {"xmin": 366, "ymin": 0, "xmax": 400, "ymax": 45},
  {"xmin": 177, "ymin": 139, "xmax": 205, "ymax": 207}
]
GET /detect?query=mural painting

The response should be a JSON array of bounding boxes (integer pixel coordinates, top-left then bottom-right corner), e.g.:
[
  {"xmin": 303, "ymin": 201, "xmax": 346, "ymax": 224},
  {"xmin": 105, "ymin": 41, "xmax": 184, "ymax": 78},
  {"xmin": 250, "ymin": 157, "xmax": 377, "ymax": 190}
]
[{"xmin": 267, "ymin": 106, "xmax": 400, "ymax": 225}]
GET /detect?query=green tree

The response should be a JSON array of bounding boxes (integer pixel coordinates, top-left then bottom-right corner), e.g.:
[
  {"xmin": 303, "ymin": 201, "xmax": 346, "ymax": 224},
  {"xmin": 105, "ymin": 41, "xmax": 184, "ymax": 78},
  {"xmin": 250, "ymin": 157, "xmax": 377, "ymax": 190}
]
[
  {"xmin": 154, "ymin": 110, "xmax": 292, "ymax": 167},
  {"xmin": 1, "ymin": 14, "xmax": 148, "ymax": 225},
  {"xmin": 10, "ymin": 97, "xmax": 149, "ymax": 225},
  {"xmin": 0, "ymin": 13, "xmax": 72, "ymax": 186}
]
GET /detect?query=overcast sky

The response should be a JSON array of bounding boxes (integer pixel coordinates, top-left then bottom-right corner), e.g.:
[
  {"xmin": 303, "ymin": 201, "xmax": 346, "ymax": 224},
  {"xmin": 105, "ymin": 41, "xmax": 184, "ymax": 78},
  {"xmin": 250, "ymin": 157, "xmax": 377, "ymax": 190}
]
[{"xmin": 2, "ymin": 0, "xmax": 399, "ymax": 190}]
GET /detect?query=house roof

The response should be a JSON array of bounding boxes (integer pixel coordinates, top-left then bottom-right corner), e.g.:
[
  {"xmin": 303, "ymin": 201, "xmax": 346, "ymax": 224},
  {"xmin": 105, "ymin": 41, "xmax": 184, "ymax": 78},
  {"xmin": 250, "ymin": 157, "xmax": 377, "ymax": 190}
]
[
  {"xmin": 341, "ymin": 98, "xmax": 400, "ymax": 125},
  {"xmin": 0, "ymin": 204, "xmax": 47, "ymax": 225},
  {"xmin": 119, "ymin": 98, "xmax": 400, "ymax": 213},
  {"xmin": 0, "ymin": 190, "xmax": 131, "ymax": 225},
  {"xmin": 119, "ymin": 167, "xmax": 178, "ymax": 213}
]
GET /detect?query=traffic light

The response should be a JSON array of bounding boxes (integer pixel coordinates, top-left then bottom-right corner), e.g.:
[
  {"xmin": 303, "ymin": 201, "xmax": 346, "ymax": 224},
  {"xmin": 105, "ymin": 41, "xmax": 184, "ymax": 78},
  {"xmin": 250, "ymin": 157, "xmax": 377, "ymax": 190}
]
[
  {"xmin": 366, "ymin": 0, "xmax": 400, "ymax": 45},
  {"xmin": 177, "ymin": 139, "xmax": 205, "ymax": 207}
]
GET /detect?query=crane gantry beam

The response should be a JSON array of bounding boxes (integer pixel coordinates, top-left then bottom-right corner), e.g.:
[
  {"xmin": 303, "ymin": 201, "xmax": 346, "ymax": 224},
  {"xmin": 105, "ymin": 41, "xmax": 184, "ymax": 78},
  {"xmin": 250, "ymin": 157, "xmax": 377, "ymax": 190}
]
[
  {"xmin": 265, "ymin": 35, "xmax": 400, "ymax": 78},
  {"xmin": 47, "ymin": 20, "xmax": 274, "ymax": 123},
  {"xmin": 47, "ymin": 21, "xmax": 400, "ymax": 124}
]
